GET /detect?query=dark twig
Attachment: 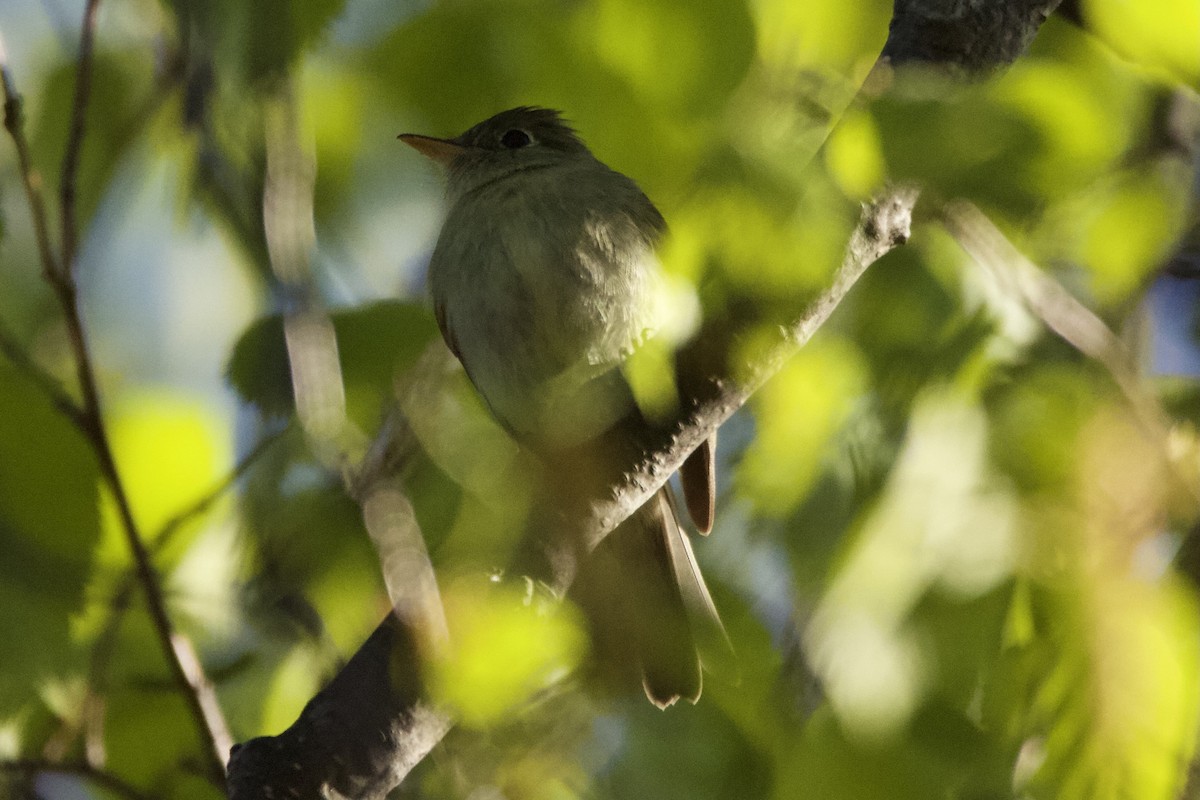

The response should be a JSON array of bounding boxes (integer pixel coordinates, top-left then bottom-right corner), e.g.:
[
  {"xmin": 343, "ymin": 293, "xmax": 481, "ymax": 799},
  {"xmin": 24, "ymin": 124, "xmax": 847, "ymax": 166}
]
[
  {"xmin": 155, "ymin": 424, "xmax": 290, "ymax": 546},
  {"xmin": 1, "ymin": 759, "xmax": 158, "ymax": 800},
  {"xmin": 59, "ymin": 257, "xmax": 232, "ymax": 786},
  {"xmin": 0, "ymin": 12, "xmax": 231, "ymax": 786},
  {"xmin": 0, "ymin": 38, "xmax": 62, "ymax": 280},
  {"xmin": 0, "ymin": 316, "xmax": 84, "ymax": 425},
  {"xmin": 76, "ymin": 427, "xmax": 289, "ymax": 764},
  {"xmin": 59, "ymin": 0, "xmax": 102, "ymax": 273}
]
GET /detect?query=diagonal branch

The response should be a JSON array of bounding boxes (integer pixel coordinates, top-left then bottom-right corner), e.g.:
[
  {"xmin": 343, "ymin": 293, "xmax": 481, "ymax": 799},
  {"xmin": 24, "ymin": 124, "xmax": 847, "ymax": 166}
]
[
  {"xmin": 73, "ymin": 428, "xmax": 289, "ymax": 762},
  {"xmin": 941, "ymin": 200, "xmax": 1199, "ymax": 504},
  {"xmin": 575, "ymin": 189, "xmax": 917, "ymax": 560},
  {"xmin": 226, "ymin": 187, "xmax": 917, "ymax": 800}
]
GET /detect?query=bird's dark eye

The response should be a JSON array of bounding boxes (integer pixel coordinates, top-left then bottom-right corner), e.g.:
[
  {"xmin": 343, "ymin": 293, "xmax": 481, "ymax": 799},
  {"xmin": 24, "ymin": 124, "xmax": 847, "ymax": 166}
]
[{"xmin": 500, "ymin": 129, "xmax": 533, "ymax": 149}]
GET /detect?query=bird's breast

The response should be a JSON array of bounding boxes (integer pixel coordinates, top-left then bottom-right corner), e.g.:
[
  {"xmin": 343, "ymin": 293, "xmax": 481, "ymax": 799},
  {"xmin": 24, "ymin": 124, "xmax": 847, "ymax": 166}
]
[{"xmin": 429, "ymin": 167, "xmax": 664, "ymax": 447}]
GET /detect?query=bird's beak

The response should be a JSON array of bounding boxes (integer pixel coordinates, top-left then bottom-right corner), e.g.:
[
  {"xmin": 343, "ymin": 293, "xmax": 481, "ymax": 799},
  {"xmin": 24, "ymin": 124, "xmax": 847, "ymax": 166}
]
[{"xmin": 398, "ymin": 133, "xmax": 466, "ymax": 166}]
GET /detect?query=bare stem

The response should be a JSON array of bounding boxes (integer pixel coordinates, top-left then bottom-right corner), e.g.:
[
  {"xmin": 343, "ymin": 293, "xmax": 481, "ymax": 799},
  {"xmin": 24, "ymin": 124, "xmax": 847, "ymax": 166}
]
[
  {"xmin": 0, "ymin": 13, "xmax": 232, "ymax": 786},
  {"xmin": 79, "ymin": 429, "xmax": 288, "ymax": 762},
  {"xmin": 0, "ymin": 43, "xmax": 62, "ymax": 280},
  {"xmin": 59, "ymin": 0, "xmax": 102, "ymax": 273},
  {"xmin": 0, "ymin": 316, "xmax": 84, "ymax": 425}
]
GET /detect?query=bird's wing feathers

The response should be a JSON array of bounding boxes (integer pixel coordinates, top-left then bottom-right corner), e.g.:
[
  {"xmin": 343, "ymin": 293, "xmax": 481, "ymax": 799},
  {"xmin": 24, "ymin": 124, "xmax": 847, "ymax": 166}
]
[
  {"xmin": 680, "ymin": 434, "xmax": 717, "ymax": 534},
  {"xmin": 658, "ymin": 489, "xmax": 736, "ymax": 679}
]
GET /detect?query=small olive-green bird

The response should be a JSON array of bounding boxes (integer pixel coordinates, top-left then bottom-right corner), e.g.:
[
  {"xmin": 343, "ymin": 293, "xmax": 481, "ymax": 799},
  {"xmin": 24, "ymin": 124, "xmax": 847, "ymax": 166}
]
[{"xmin": 401, "ymin": 107, "xmax": 728, "ymax": 707}]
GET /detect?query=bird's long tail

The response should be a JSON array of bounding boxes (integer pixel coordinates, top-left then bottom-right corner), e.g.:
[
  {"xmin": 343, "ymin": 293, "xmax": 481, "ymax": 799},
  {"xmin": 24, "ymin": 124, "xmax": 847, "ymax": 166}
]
[{"xmin": 573, "ymin": 486, "xmax": 731, "ymax": 708}]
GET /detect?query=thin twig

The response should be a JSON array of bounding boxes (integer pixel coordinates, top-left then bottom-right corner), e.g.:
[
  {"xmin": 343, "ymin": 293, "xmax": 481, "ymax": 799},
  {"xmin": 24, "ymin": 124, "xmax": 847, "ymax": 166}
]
[
  {"xmin": 76, "ymin": 428, "xmax": 290, "ymax": 764},
  {"xmin": 59, "ymin": 0, "xmax": 102, "ymax": 273},
  {"xmin": 0, "ymin": 316, "xmax": 84, "ymax": 425},
  {"xmin": 941, "ymin": 200, "xmax": 1200, "ymax": 505},
  {"xmin": 1, "ymin": 759, "xmax": 158, "ymax": 800},
  {"xmin": 155, "ymin": 424, "xmax": 291, "ymax": 546},
  {"xmin": 942, "ymin": 202, "xmax": 1155, "ymax": 416},
  {"xmin": 61, "ymin": 226, "xmax": 232, "ymax": 786},
  {"xmin": 0, "ymin": 36, "xmax": 62, "ymax": 280},
  {"xmin": 0, "ymin": 13, "xmax": 232, "ymax": 785}
]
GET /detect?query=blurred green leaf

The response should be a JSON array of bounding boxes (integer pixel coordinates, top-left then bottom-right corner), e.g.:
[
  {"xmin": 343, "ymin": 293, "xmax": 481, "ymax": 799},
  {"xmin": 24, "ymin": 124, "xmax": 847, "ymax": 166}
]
[
  {"xmin": 874, "ymin": 27, "xmax": 1144, "ymax": 218},
  {"xmin": 103, "ymin": 617, "xmax": 226, "ymax": 798},
  {"xmin": 986, "ymin": 365, "xmax": 1102, "ymax": 492},
  {"xmin": 301, "ymin": 58, "xmax": 365, "ymax": 224},
  {"xmin": 29, "ymin": 49, "xmax": 156, "ymax": 236},
  {"xmin": 225, "ymin": 300, "xmax": 439, "ymax": 425},
  {"xmin": 580, "ymin": 0, "xmax": 755, "ymax": 118},
  {"xmin": 738, "ymin": 337, "xmax": 868, "ymax": 518},
  {"xmin": 602, "ymin": 697, "xmax": 770, "ymax": 800},
  {"xmin": 368, "ymin": 0, "xmax": 756, "ymax": 200},
  {"xmin": 752, "ymin": 0, "xmax": 890, "ymax": 75},
  {"xmin": 168, "ymin": 0, "xmax": 349, "ymax": 83},
  {"xmin": 1031, "ymin": 165, "xmax": 1193, "ymax": 306},
  {"xmin": 1083, "ymin": 0, "xmax": 1200, "ymax": 87},
  {"xmin": 0, "ymin": 365, "xmax": 100, "ymax": 715},
  {"xmin": 430, "ymin": 579, "xmax": 587, "ymax": 728}
]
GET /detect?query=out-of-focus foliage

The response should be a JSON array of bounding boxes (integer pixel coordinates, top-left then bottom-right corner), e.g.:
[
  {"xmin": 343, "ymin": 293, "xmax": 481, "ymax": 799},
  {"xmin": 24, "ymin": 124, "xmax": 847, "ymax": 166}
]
[
  {"xmin": 1, "ymin": 0, "xmax": 1199, "ymax": 799},
  {"xmin": 1083, "ymin": 0, "xmax": 1200, "ymax": 88},
  {"xmin": 227, "ymin": 300, "xmax": 439, "ymax": 424},
  {"xmin": 431, "ymin": 578, "xmax": 587, "ymax": 729},
  {"xmin": 0, "ymin": 366, "xmax": 100, "ymax": 714}
]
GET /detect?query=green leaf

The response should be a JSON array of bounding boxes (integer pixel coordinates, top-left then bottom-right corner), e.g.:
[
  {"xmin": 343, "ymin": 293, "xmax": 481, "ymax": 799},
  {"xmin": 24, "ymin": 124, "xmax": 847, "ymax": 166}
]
[
  {"xmin": 1083, "ymin": 0, "xmax": 1200, "ymax": 87},
  {"xmin": 29, "ymin": 49, "xmax": 157, "ymax": 238},
  {"xmin": 245, "ymin": 0, "xmax": 350, "ymax": 80},
  {"xmin": 0, "ymin": 365, "xmax": 101, "ymax": 713},
  {"xmin": 369, "ymin": 0, "xmax": 755, "ymax": 199},
  {"xmin": 225, "ymin": 300, "xmax": 440, "ymax": 425},
  {"xmin": 873, "ymin": 27, "xmax": 1143, "ymax": 218},
  {"xmin": 167, "ymin": 0, "xmax": 349, "ymax": 83}
]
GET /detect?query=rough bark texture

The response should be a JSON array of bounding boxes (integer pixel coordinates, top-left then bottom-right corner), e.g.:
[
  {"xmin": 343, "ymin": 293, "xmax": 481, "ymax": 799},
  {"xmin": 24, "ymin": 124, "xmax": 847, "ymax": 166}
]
[
  {"xmin": 883, "ymin": 0, "xmax": 1062, "ymax": 72},
  {"xmin": 226, "ymin": 1, "xmax": 1062, "ymax": 796},
  {"xmin": 227, "ymin": 616, "xmax": 451, "ymax": 800}
]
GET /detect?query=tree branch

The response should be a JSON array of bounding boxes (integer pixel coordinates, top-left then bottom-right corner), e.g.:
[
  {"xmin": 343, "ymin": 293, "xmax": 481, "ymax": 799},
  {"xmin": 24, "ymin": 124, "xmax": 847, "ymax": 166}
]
[
  {"xmin": 941, "ymin": 200, "xmax": 1199, "ymax": 504},
  {"xmin": 598, "ymin": 190, "xmax": 915, "ymax": 550},
  {"xmin": 226, "ymin": 188, "xmax": 917, "ymax": 800},
  {"xmin": 883, "ymin": 0, "xmax": 1062, "ymax": 72},
  {"xmin": 0, "ymin": 13, "xmax": 232, "ymax": 787}
]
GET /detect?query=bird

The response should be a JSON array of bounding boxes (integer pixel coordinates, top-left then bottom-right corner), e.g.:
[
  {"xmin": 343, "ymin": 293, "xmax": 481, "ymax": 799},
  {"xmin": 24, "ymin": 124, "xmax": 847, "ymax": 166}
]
[{"xmin": 400, "ymin": 107, "xmax": 727, "ymax": 707}]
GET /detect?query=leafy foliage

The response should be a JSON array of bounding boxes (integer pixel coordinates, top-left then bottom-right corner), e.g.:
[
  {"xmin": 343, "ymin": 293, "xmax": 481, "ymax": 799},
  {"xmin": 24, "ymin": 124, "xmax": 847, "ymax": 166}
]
[{"xmin": 0, "ymin": 0, "xmax": 1198, "ymax": 799}]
